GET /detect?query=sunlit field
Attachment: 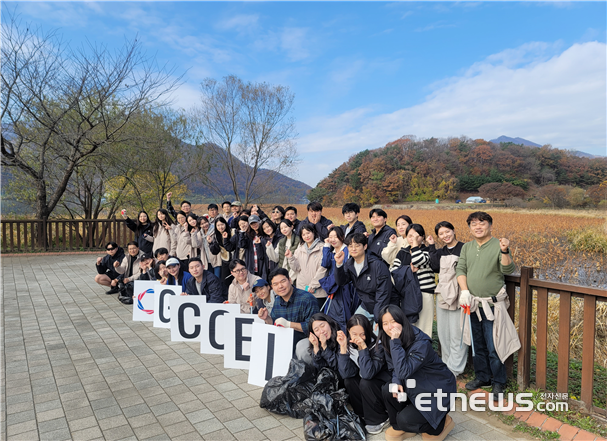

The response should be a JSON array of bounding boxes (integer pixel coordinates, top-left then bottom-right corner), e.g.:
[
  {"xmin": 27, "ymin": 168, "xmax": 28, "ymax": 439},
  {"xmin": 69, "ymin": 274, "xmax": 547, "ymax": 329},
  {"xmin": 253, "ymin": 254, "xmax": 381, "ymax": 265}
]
[{"xmin": 284, "ymin": 205, "xmax": 606, "ymax": 288}]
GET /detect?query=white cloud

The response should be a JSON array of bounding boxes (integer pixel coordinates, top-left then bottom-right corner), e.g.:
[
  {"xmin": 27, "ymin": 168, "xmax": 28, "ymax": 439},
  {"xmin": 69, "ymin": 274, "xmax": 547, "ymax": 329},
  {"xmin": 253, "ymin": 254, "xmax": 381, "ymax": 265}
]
[
  {"xmin": 298, "ymin": 41, "xmax": 606, "ymax": 186},
  {"xmin": 215, "ymin": 14, "xmax": 259, "ymax": 31},
  {"xmin": 280, "ymin": 27, "xmax": 311, "ymax": 62}
]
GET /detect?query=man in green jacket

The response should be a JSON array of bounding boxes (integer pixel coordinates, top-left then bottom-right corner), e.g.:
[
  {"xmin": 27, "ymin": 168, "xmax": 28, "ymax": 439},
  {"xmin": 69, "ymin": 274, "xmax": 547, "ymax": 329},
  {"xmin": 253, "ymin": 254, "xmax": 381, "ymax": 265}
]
[{"xmin": 456, "ymin": 211, "xmax": 515, "ymax": 397}]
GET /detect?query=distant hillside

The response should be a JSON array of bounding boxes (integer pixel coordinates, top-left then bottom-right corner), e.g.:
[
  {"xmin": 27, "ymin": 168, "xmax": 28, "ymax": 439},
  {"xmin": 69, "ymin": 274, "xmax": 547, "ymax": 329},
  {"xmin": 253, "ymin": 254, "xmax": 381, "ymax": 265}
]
[
  {"xmin": 490, "ymin": 135, "xmax": 542, "ymax": 147},
  {"xmin": 184, "ymin": 143, "xmax": 311, "ymax": 203},
  {"xmin": 308, "ymin": 136, "xmax": 607, "ymax": 206}
]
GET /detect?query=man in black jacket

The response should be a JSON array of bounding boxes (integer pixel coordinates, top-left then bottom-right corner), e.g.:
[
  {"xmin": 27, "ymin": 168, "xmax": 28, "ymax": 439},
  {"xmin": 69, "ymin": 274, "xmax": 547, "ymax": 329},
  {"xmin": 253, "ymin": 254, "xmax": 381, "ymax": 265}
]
[
  {"xmin": 184, "ymin": 257, "xmax": 225, "ymax": 303},
  {"xmin": 299, "ymin": 201, "xmax": 333, "ymax": 240},
  {"xmin": 95, "ymin": 242, "xmax": 125, "ymax": 294},
  {"xmin": 334, "ymin": 233, "xmax": 398, "ymax": 322},
  {"xmin": 367, "ymin": 208, "xmax": 397, "ymax": 259},
  {"xmin": 339, "ymin": 202, "xmax": 367, "ymax": 240}
]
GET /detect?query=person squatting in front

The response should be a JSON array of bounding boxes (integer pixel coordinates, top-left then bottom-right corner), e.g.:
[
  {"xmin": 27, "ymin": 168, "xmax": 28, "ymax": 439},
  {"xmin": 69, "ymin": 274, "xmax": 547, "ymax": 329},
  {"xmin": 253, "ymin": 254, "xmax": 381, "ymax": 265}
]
[{"xmin": 379, "ymin": 305, "xmax": 456, "ymax": 441}]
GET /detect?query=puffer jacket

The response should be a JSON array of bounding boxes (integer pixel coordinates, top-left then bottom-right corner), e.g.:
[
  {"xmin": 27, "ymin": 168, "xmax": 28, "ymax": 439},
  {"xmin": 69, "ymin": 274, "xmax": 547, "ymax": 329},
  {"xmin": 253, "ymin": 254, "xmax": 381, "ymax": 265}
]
[{"xmin": 288, "ymin": 240, "xmax": 327, "ymax": 299}]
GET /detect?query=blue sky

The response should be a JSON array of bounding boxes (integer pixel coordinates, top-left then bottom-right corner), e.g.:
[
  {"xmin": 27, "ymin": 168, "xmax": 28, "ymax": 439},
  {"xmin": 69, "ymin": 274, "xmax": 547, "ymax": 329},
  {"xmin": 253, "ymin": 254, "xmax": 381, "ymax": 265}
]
[{"xmin": 4, "ymin": 1, "xmax": 606, "ymax": 187}]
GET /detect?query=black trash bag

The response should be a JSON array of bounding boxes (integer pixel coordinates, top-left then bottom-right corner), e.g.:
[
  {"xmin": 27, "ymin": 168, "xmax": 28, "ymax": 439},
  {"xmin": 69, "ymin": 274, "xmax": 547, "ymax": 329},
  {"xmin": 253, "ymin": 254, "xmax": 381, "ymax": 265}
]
[
  {"xmin": 302, "ymin": 390, "xmax": 366, "ymax": 441},
  {"xmin": 312, "ymin": 368, "xmax": 340, "ymax": 394},
  {"xmin": 260, "ymin": 359, "xmax": 317, "ymax": 418}
]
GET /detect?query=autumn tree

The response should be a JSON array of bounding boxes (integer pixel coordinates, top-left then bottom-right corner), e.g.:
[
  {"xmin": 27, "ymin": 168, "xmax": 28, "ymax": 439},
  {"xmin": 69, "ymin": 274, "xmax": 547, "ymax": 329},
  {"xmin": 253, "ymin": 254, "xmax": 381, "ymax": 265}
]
[{"xmin": 1, "ymin": 12, "xmax": 181, "ymax": 219}]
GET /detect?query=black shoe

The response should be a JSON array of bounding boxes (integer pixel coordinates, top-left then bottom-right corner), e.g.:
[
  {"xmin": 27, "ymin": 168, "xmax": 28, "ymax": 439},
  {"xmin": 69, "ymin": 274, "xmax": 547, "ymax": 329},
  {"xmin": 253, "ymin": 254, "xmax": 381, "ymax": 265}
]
[
  {"xmin": 492, "ymin": 383, "xmax": 506, "ymax": 400},
  {"xmin": 118, "ymin": 295, "xmax": 133, "ymax": 304},
  {"xmin": 105, "ymin": 286, "xmax": 121, "ymax": 294},
  {"xmin": 465, "ymin": 378, "xmax": 492, "ymax": 390}
]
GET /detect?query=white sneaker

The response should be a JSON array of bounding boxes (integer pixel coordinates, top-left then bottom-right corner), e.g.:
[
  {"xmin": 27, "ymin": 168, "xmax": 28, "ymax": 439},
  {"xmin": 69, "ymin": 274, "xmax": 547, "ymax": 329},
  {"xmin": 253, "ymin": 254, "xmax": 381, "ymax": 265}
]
[{"xmin": 366, "ymin": 419, "xmax": 390, "ymax": 435}]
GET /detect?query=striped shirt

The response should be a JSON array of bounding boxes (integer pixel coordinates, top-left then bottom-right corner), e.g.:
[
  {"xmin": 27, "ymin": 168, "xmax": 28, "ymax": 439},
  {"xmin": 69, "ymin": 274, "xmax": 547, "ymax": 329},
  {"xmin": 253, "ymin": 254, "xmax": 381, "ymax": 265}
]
[{"xmin": 393, "ymin": 246, "xmax": 436, "ymax": 294}]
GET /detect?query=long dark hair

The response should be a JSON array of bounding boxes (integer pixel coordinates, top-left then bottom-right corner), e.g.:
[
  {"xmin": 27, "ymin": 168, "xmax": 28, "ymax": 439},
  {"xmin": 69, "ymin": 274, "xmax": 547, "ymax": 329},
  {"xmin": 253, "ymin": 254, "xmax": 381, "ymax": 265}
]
[
  {"xmin": 153, "ymin": 209, "xmax": 174, "ymax": 235},
  {"xmin": 261, "ymin": 219, "xmax": 277, "ymax": 239},
  {"xmin": 308, "ymin": 313, "xmax": 339, "ymax": 353},
  {"xmin": 346, "ymin": 314, "xmax": 377, "ymax": 350},
  {"xmin": 167, "ymin": 264, "xmax": 186, "ymax": 285},
  {"xmin": 377, "ymin": 305, "xmax": 416, "ymax": 358},
  {"xmin": 136, "ymin": 211, "xmax": 151, "ymax": 228},
  {"xmin": 186, "ymin": 213, "xmax": 199, "ymax": 233},
  {"xmin": 214, "ymin": 216, "xmax": 231, "ymax": 244}
]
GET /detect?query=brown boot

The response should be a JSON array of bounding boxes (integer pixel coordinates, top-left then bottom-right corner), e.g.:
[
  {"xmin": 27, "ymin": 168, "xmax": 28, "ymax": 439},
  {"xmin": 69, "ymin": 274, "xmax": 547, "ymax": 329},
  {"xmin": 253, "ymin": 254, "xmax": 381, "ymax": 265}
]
[
  {"xmin": 385, "ymin": 426, "xmax": 415, "ymax": 441},
  {"xmin": 421, "ymin": 415, "xmax": 455, "ymax": 441}
]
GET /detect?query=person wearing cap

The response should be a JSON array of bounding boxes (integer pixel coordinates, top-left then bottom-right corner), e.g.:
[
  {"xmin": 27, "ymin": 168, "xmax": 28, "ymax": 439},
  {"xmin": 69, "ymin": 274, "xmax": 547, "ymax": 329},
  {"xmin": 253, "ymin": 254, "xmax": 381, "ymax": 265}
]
[
  {"xmin": 227, "ymin": 259, "xmax": 261, "ymax": 313},
  {"xmin": 161, "ymin": 257, "xmax": 192, "ymax": 292},
  {"xmin": 184, "ymin": 257, "xmax": 225, "ymax": 302},
  {"xmin": 251, "ymin": 278, "xmax": 276, "ymax": 314},
  {"xmin": 228, "ymin": 201, "xmax": 243, "ymax": 229},
  {"xmin": 258, "ymin": 267, "xmax": 319, "ymax": 363}
]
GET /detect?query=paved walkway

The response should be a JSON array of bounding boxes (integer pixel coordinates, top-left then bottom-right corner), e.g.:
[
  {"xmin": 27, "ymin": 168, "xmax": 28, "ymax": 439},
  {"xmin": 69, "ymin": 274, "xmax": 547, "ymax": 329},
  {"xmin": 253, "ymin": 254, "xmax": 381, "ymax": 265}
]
[{"xmin": 1, "ymin": 254, "xmax": 533, "ymax": 441}]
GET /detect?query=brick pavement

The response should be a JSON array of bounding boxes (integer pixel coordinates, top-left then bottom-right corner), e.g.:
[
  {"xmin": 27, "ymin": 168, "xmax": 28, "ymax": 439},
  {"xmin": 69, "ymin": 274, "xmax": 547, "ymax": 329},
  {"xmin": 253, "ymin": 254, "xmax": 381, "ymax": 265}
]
[{"xmin": 2, "ymin": 254, "xmax": 538, "ymax": 440}]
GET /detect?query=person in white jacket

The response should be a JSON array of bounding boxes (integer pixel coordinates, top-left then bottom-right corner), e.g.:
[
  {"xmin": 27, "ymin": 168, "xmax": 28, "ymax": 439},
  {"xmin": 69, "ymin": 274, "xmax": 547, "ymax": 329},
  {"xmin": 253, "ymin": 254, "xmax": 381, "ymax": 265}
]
[
  {"xmin": 381, "ymin": 214, "xmax": 413, "ymax": 267},
  {"xmin": 287, "ymin": 224, "xmax": 328, "ymax": 310}
]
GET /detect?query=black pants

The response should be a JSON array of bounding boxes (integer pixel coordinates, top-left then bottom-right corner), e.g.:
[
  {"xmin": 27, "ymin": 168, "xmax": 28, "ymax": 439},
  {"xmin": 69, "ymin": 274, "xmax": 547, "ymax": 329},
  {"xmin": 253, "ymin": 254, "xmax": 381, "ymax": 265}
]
[
  {"xmin": 344, "ymin": 370, "xmax": 391, "ymax": 426},
  {"xmin": 381, "ymin": 383, "xmax": 446, "ymax": 436}
]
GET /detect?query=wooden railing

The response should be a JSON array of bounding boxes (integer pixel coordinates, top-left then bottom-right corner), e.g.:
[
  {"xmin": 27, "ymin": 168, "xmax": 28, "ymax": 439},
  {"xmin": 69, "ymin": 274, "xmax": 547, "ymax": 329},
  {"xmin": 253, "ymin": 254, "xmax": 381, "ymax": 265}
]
[
  {"xmin": 505, "ymin": 267, "xmax": 607, "ymax": 415},
  {"xmin": 1, "ymin": 219, "xmax": 135, "ymax": 252}
]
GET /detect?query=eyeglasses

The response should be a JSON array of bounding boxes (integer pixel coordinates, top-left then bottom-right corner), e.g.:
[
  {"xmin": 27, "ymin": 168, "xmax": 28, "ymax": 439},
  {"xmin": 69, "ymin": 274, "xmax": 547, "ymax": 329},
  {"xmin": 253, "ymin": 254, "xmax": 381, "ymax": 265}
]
[{"xmin": 232, "ymin": 268, "xmax": 247, "ymax": 274}]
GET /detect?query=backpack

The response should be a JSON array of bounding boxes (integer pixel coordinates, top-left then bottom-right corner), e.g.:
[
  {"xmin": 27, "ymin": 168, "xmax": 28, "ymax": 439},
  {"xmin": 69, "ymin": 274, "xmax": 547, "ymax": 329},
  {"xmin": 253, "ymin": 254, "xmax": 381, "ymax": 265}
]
[{"xmin": 390, "ymin": 265, "xmax": 423, "ymax": 323}]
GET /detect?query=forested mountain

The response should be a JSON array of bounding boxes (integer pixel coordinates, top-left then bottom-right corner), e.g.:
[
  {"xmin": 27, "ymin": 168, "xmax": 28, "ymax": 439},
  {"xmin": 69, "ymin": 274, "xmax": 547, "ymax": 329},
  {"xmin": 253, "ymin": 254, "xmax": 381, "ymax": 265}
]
[
  {"xmin": 308, "ymin": 136, "xmax": 607, "ymax": 207},
  {"xmin": 185, "ymin": 142, "xmax": 311, "ymax": 203}
]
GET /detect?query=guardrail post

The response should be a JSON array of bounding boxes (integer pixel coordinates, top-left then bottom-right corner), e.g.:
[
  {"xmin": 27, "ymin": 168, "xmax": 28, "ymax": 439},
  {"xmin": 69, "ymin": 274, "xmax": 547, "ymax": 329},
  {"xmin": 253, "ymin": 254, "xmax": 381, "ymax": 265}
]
[{"xmin": 517, "ymin": 266, "xmax": 534, "ymax": 390}]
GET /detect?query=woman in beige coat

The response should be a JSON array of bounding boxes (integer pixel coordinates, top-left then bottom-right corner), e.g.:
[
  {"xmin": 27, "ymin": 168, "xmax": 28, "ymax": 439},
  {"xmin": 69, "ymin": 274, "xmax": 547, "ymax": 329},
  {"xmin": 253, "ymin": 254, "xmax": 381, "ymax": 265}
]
[
  {"xmin": 287, "ymin": 223, "xmax": 327, "ymax": 310},
  {"xmin": 152, "ymin": 209, "xmax": 176, "ymax": 256}
]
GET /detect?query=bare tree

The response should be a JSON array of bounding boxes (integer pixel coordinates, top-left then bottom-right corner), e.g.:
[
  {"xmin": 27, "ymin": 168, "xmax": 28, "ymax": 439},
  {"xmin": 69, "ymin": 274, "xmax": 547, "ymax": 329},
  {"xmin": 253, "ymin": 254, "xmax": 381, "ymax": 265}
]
[
  {"xmin": 192, "ymin": 75, "xmax": 298, "ymax": 206},
  {"xmin": 1, "ymin": 12, "xmax": 182, "ymax": 219}
]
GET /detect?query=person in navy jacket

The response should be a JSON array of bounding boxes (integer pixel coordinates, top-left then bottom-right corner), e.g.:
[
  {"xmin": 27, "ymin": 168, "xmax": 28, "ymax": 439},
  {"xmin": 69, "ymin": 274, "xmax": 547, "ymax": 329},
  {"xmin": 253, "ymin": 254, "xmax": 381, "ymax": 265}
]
[
  {"xmin": 379, "ymin": 305, "xmax": 456, "ymax": 441},
  {"xmin": 336, "ymin": 314, "xmax": 391, "ymax": 435},
  {"xmin": 183, "ymin": 257, "xmax": 225, "ymax": 303}
]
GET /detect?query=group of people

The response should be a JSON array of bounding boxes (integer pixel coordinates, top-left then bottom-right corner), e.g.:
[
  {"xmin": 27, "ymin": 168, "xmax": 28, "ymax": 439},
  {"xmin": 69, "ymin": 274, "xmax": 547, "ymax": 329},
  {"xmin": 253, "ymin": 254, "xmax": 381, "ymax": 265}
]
[{"xmin": 94, "ymin": 196, "xmax": 516, "ymax": 441}]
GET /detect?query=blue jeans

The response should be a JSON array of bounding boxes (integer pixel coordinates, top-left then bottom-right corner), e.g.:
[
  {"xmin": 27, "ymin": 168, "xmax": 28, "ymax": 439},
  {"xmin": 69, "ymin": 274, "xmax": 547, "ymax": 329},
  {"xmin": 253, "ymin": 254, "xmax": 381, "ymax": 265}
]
[{"xmin": 470, "ymin": 306, "xmax": 506, "ymax": 386}]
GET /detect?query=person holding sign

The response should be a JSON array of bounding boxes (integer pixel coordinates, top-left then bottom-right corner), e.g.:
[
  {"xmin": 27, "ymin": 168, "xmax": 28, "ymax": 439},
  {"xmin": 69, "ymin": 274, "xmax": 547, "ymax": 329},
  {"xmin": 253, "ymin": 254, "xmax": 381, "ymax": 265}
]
[
  {"xmin": 258, "ymin": 268, "xmax": 319, "ymax": 363},
  {"xmin": 162, "ymin": 258, "xmax": 192, "ymax": 292},
  {"xmin": 250, "ymin": 279, "xmax": 275, "ymax": 314},
  {"xmin": 379, "ymin": 305, "xmax": 456, "ymax": 441},
  {"xmin": 228, "ymin": 259, "xmax": 261, "ymax": 313},
  {"xmin": 337, "ymin": 314, "xmax": 391, "ymax": 435},
  {"xmin": 184, "ymin": 257, "xmax": 225, "ymax": 302}
]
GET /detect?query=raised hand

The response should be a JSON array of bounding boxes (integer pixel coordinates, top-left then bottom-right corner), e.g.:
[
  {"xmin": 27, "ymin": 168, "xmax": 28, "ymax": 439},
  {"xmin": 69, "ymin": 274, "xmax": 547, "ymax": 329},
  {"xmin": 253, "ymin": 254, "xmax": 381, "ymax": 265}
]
[
  {"xmin": 253, "ymin": 236, "xmax": 261, "ymax": 244},
  {"xmin": 327, "ymin": 224, "xmax": 334, "ymax": 230},
  {"xmin": 97, "ymin": 257, "xmax": 103, "ymax": 265},
  {"xmin": 242, "ymin": 282, "xmax": 250, "ymax": 291},
  {"xmin": 389, "ymin": 234, "xmax": 397, "ymax": 244},
  {"xmin": 336, "ymin": 330, "xmax": 348, "ymax": 351},
  {"xmin": 309, "ymin": 332, "xmax": 319, "ymax": 349},
  {"xmin": 285, "ymin": 249, "xmax": 292, "ymax": 258},
  {"xmin": 499, "ymin": 238, "xmax": 510, "ymax": 252},
  {"xmin": 334, "ymin": 249, "xmax": 345, "ymax": 265},
  {"xmin": 113, "ymin": 261, "xmax": 120, "ymax": 268},
  {"xmin": 222, "ymin": 231, "xmax": 228, "ymax": 239},
  {"xmin": 166, "ymin": 192, "xmax": 172, "ymax": 201},
  {"xmin": 350, "ymin": 335, "xmax": 367, "ymax": 350},
  {"xmin": 426, "ymin": 235, "xmax": 435, "ymax": 245}
]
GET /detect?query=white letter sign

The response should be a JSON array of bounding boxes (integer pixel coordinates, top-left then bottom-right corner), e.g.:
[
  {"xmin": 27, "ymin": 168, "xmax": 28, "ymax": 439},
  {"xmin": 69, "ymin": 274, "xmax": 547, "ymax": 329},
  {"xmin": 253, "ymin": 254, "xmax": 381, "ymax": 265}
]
[
  {"xmin": 200, "ymin": 303, "xmax": 240, "ymax": 355},
  {"xmin": 223, "ymin": 313, "xmax": 264, "ymax": 369},
  {"xmin": 248, "ymin": 323, "xmax": 294, "ymax": 387},
  {"xmin": 170, "ymin": 295, "xmax": 206, "ymax": 342},
  {"xmin": 132, "ymin": 281, "xmax": 156, "ymax": 321},
  {"xmin": 153, "ymin": 285, "xmax": 180, "ymax": 328}
]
